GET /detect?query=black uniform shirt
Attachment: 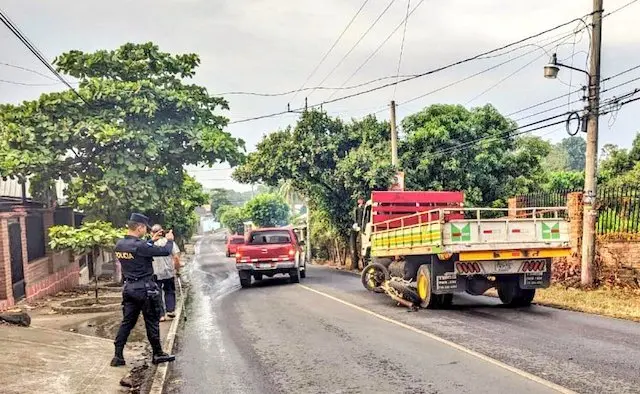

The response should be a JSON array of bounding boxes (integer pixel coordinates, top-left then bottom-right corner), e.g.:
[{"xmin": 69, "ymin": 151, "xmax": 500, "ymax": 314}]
[{"xmin": 115, "ymin": 235, "xmax": 174, "ymax": 280}]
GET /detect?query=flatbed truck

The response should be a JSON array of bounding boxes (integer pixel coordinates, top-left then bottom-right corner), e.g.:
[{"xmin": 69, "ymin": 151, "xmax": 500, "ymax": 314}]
[{"xmin": 354, "ymin": 191, "xmax": 571, "ymax": 308}]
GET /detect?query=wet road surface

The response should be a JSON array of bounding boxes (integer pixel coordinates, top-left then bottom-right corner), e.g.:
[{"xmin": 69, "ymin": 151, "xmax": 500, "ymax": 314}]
[{"xmin": 166, "ymin": 234, "xmax": 640, "ymax": 394}]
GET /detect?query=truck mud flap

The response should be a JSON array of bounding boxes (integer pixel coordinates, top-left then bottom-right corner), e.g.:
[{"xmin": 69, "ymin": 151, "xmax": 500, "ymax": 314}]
[
  {"xmin": 430, "ymin": 256, "xmax": 464, "ymax": 294},
  {"xmin": 519, "ymin": 259, "xmax": 552, "ymax": 289}
]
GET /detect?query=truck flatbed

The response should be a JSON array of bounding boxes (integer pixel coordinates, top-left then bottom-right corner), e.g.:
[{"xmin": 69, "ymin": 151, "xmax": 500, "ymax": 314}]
[{"xmin": 371, "ymin": 207, "xmax": 571, "ymax": 259}]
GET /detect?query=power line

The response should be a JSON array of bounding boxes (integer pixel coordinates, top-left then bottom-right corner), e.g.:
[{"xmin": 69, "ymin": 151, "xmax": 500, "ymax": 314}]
[
  {"xmin": 229, "ymin": 14, "xmax": 592, "ymax": 124},
  {"xmin": 392, "ymin": 31, "xmax": 578, "ymax": 111},
  {"xmin": 216, "ymin": 74, "xmax": 418, "ymax": 97},
  {"xmin": 510, "ymin": 68, "xmax": 640, "ymax": 123},
  {"xmin": 326, "ymin": 0, "xmax": 426, "ymax": 101},
  {"xmin": 392, "ymin": 0, "xmax": 412, "ymax": 99},
  {"xmin": 464, "ymin": 45, "xmax": 561, "ymax": 106},
  {"xmin": 437, "ymin": 89, "xmax": 640, "ymax": 157},
  {"xmin": 433, "ymin": 112, "xmax": 572, "ymax": 156},
  {"xmin": 604, "ymin": 0, "xmax": 639, "ymax": 16},
  {"xmin": 601, "ymin": 63, "xmax": 640, "ymax": 83},
  {"xmin": 308, "ymin": 0, "xmax": 397, "ymax": 99},
  {"xmin": 220, "ymin": 16, "xmax": 579, "ymax": 100},
  {"xmin": 0, "ymin": 61, "xmax": 59, "ymax": 81},
  {"xmin": 0, "ymin": 78, "xmax": 60, "ymax": 87},
  {"xmin": 289, "ymin": 0, "xmax": 371, "ymax": 103},
  {"xmin": 0, "ymin": 9, "xmax": 88, "ymax": 105}
]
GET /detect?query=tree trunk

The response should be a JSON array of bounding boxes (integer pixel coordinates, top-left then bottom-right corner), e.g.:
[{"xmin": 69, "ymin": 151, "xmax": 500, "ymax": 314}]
[
  {"xmin": 93, "ymin": 249, "xmax": 99, "ymax": 302},
  {"xmin": 335, "ymin": 239, "xmax": 343, "ymax": 265}
]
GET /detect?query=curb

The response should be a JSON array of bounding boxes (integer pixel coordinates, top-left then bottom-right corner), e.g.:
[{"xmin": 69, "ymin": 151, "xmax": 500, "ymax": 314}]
[{"xmin": 148, "ymin": 287, "xmax": 187, "ymax": 394}]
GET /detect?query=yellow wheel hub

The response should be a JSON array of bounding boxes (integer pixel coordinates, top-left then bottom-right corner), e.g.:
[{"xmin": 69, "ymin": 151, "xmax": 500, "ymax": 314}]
[{"xmin": 417, "ymin": 274, "xmax": 428, "ymax": 300}]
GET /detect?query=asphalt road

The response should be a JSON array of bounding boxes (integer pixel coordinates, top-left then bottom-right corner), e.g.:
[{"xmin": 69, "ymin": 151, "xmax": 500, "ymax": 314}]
[{"xmin": 166, "ymin": 234, "xmax": 640, "ymax": 394}]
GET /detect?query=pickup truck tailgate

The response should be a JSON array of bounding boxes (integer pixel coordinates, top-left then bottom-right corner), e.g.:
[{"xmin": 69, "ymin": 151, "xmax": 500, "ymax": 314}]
[{"xmin": 239, "ymin": 244, "xmax": 293, "ymax": 262}]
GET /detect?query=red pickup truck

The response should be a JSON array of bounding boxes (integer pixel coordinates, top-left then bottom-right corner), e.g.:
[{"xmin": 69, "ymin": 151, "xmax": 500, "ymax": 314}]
[{"xmin": 235, "ymin": 227, "xmax": 306, "ymax": 288}]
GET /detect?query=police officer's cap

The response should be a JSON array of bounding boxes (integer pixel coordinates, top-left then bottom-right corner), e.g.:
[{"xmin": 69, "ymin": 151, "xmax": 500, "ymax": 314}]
[{"xmin": 129, "ymin": 213, "xmax": 151, "ymax": 228}]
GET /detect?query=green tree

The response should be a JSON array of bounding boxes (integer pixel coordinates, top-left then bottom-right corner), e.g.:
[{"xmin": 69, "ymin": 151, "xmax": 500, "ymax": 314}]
[
  {"xmin": 244, "ymin": 193, "xmax": 290, "ymax": 227},
  {"xmin": 220, "ymin": 206, "xmax": 249, "ymax": 234},
  {"xmin": 543, "ymin": 171, "xmax": 584, "ymax": 191},
  {"xmin": 598, "ymin": 133, "xmax": 640, "ymax": 187},
  {"xmin": 210, "ymin": 188, "xmax": 232, "ymax": 219},
  {"xmin": 233, "ymin": 111, "xmax": 395, "ymax": 269},
  {"xmin": 399, "ymin": 104, "xmax": 548, "ymax": 207},
  {"xmin": 148, "ymin": 175, "xmax": 208, "ymax": 247},
  {"xmin": 0, "ymin": 42, "xmax": 244, "ymax": 223},
  {"xmin": 559, "ymin": 137, "xmax": 587, "ymax": 171},
  {"xmin": 216, "ymin": 204, "xmax": 233, "ymax": 222}
]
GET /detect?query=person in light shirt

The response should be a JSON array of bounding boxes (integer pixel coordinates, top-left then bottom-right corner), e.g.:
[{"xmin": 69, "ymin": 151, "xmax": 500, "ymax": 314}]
[{"xmin": 150, "ymin": 224, "xmax": 181, "ymax": 321}]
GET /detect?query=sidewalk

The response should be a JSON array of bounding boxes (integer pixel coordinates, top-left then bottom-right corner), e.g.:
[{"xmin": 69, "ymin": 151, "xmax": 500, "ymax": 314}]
[
  {"xmin": 0, "ymin": 300, "xmax": 176, "ymax": 394},
  {"xmin": 0, "ymin": 324, "xmax": 125, "ymax": 394}
]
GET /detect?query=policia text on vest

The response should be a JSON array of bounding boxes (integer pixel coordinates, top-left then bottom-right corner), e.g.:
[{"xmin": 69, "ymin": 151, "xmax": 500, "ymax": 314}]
[{"xmin": 110, "ymin": 213, "xmax": 177, "ymax": 367}]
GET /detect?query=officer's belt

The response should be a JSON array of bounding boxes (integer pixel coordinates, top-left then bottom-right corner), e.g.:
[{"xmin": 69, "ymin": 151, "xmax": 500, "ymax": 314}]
[{"xmin": 124, "ymin": 275, "xmax": 154, "ymax": 283}]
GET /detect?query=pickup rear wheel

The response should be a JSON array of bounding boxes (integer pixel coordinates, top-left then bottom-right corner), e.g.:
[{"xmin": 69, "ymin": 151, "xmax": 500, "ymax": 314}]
[
  {"xmin": 239, "ymin": 271, "xmax": 251, "ymax": 288},
  {"xmin": 361, "ymin": 263, "xmax": 390, "ymax": 293},
  {"xmin": 290, "ymin": 267, "xmax": 300, "ymax": 283}
]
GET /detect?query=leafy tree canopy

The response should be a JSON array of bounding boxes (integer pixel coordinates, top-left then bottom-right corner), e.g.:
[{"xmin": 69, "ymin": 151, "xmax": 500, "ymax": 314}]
[
  {"xmin": 233, "ymin": 110, "xmax": 395, "ymax": 237},
  {"xmin": 220, "ymin": 206, "xmax": 249, "ymax": 235},
  {"xmin": 399, "ymin": 104, "xmax": 548, "ymax": 206},
  {"xmin": 210, "ymin": 188, "xmax": 232, "ymax": 219},
  {"xmin": 599, "ymin": 133, "xmax": 640, "ymax": 188},
  {"xmin": 244, "ymin": 193, "xmax": 289, "ymax": 228},
  {"xmin": 0, "ymin": 42, "xmax": 245, "ymax": 223}
]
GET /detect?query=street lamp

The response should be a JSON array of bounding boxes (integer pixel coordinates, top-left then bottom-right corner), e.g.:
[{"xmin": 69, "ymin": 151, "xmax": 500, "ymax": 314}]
[{"xmin": 543, "ymin": 53, "xmax": 591, "ymax": 80}]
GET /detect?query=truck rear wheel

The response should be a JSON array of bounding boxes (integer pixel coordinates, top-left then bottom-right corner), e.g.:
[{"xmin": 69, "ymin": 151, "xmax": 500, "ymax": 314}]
[
  {"xmin": 417, "ymin": 265, "xmax": 439, "ymax": 309},
  {"xmin": 497, "ymin": 278, "xmax": 535, "ymax": 307},
  {"xmin": 361, "ymin": 263, "xmax": 390, "ymax": 293}
]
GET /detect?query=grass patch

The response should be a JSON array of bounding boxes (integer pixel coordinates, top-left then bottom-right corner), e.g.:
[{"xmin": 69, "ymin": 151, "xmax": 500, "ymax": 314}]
[{"xmin": 488, "ymin": 286, "xmax": 640, "ymax": 322}]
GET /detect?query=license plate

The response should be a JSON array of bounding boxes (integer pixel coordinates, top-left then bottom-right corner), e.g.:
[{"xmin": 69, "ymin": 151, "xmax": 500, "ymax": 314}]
[
  {"xmin": 495, "ymin": 261, "xmax": 512, "ymax": 272},
  {"xmin": 258, "ymin": 263, "xmax": 271, "ymax": 269}
]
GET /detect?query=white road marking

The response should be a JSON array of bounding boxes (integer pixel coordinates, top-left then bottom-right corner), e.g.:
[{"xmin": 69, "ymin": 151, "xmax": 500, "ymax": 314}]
[{"xmin": 299, "ymin": 284, "xmax": 576, "ymax": 394}]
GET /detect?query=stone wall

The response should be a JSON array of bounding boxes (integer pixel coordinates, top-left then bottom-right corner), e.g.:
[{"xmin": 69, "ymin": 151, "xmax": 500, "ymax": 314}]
[{"xmin": 596, "ymin": 240, "xmax": 640, "ymax": 287}]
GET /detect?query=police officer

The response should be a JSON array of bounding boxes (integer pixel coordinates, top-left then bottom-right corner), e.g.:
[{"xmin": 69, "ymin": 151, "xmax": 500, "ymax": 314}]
[{"xmin": 111, "ymin": 213, "xmax": 176, "ymax": 367}]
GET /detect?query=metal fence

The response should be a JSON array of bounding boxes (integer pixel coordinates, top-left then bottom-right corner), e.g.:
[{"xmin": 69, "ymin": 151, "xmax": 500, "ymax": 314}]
[
  {"xmin": 518, "ymin": 187, "xmax": 640, "ymax": 234},
  {"xmin": 597, "ymin": 186, "xmax": 640, "ymax": 234},
  {"xmin": 518, "ymin": 190, "xmax": 579, "ymax": 209}
]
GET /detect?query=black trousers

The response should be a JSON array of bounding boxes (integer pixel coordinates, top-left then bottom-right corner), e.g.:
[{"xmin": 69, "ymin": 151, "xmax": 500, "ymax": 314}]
[
  {"xmin": 114, "ymin": 281, "xmax": 163, "ymax": 354},
  {"xmin": 158, "ymin": 277, "xmax": 176, "ymax": 314}
]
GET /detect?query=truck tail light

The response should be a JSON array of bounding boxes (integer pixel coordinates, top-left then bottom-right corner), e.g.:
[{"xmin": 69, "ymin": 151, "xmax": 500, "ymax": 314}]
[
  {"xmin": 455, "ymin": 262, "xmax": 482, "ymax": 274},
  {"xmin": 288, "ymin": 247, "xmax": 295, "ymax": 257},
  {"xmin": 522, "ymin": 260, "xmax": 545, "ymax": 272}
]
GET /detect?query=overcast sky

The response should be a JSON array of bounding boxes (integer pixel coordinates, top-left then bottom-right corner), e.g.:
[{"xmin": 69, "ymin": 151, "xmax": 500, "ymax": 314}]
[{"xmin": 1, "ymin": 0, "xmax": 639, "ymax": 192}]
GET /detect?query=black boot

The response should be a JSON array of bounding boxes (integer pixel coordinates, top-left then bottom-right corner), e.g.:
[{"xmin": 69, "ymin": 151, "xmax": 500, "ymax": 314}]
[
  {"xmin": 152, "ymin": 351, "xmax": 176, "ymax": 364},
  {"xmin": 111, "ymin": 347, "xmax": 126, "ymax": 367}
]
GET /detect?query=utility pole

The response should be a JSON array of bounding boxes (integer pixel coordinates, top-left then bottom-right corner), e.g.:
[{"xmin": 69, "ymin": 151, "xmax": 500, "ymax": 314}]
[
  {"xmin": 581, "ymin": 0, "xmax": 603, "ymax": 287},
  {"xmin": 390, "ymin": 100, "xmax": 398, "ymax": 166}
]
